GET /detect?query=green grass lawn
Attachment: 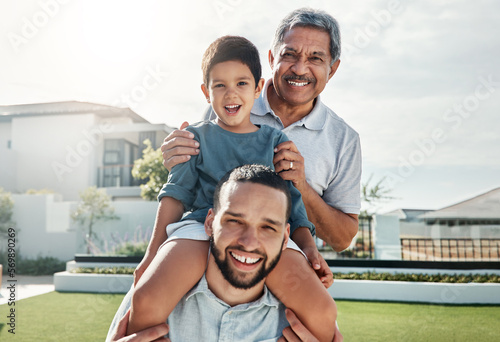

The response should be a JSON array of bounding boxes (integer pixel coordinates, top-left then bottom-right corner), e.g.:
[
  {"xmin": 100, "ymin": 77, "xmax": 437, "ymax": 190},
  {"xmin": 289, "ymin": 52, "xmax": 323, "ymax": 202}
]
[{"xmin": 1, "ymin": 292, "xmax": 499, "ymax": 341}]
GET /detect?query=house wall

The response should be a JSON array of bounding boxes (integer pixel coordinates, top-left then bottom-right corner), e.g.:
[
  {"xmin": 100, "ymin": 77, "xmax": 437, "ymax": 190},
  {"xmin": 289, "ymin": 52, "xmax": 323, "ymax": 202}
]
[
  {"xmin": 11, "ymin": 113, "xmax": 105, "ymax": 200},
  {"xmin": 400, "ymin": 221, "xmax": 500, "ymax": 239}
]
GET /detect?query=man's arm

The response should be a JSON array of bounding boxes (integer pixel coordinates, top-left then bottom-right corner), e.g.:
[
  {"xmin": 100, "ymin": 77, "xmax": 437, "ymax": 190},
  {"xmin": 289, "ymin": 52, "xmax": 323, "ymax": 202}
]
[{"xmin": 274, "ymin": 141, "xmax": 358, "ymax": 252}]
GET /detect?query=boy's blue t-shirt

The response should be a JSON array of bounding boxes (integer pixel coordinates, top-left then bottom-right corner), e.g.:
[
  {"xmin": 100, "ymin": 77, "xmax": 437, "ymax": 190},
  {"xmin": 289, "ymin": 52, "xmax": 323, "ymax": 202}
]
[{"xmin": 157, "ymin": 120, "xmax": 314, "ymax": 236}]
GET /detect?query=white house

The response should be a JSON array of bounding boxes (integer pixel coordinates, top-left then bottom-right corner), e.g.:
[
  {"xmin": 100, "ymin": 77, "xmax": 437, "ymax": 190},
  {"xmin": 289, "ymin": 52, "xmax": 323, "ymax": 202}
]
[{"xmin": 0, "ymin": 101, "xmax": 174, "ymax": 259}]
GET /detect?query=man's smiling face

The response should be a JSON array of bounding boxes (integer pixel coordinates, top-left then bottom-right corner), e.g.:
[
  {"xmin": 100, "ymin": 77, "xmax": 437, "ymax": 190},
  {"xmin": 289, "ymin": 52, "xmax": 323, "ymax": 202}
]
[{"xmin": 205, "ymin": 181, "xmax": 289, "ymax": 289}]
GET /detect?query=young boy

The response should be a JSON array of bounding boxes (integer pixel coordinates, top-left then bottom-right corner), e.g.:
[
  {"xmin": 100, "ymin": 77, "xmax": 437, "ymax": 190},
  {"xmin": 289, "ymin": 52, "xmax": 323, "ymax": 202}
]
[{"xmin": 128, "ymin": 36, "xmax": 336, "ymax": 341}]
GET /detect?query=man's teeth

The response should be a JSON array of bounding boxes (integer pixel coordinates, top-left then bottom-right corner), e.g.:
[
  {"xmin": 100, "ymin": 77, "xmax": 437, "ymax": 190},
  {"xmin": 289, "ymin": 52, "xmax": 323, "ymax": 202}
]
[
  {"xmin": 288, "ymin": 80, "xmax": 308, "ymax": 86},
  {"xmin": 231, "ymin": 251, "xmax": 260, "ymax": 264}
]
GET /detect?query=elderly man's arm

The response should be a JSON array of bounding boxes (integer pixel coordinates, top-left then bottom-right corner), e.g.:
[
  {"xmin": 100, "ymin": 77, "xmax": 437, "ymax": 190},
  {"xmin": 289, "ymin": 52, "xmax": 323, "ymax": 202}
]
[
  {"xmin": 273, "ymin": 141, "xmax": 359, "ymax": 252},
  {"xmin": 298, "ymin": 183, "xmax": 358, "ymax": 252}
]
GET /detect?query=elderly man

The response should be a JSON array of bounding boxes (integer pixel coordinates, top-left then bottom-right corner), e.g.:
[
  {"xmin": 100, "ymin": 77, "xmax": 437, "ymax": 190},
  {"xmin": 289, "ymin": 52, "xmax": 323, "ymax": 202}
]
[
  {"xmin": 108, "ymin": 165, "xmax": 340, "ymax": 341},
  {"xmin": 162, "ymin": 8, "xmax": 362, "ymax": 252}
]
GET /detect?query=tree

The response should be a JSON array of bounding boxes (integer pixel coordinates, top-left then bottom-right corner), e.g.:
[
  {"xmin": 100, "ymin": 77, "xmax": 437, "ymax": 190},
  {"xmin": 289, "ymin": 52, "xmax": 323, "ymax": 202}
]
[
  {"xmin": 0, "ymin": 188, "xmax": 15, "ymax": 240},
  {"xmin": 361, "ymin": 174, "xmax": 395, "ymax": 217},
  {"xmin": 131, "ymin": 139, "xmax": 169, "ymax": 201},
  {"xmin": 71, "ymin": 186, "xmax": 119, "ymax": 254}
]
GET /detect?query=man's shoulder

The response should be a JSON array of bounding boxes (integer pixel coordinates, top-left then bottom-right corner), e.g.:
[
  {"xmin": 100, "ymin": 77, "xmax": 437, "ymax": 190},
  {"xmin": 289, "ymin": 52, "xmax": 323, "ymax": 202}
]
[{"xmin": 318, "ymin": 101, "xmax": 359, "ymax": 138}]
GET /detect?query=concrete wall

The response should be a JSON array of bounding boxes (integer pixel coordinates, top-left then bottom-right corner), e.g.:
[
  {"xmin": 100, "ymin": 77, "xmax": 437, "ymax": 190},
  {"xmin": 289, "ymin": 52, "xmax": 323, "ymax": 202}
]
[
  {"xmin": 11, "ymin": 194, "xmax": 77, "ymax": 260},
  {"xmin": 0, "ymin": 122, "xmax": 17, "ymax": 192},
  {"xmin": 9, "ymin": 194, "xmax": 158, "ymax": 261},
  {"xmin": 74, "ymin": 200, "xmax": 158, "ymax": 255},
  {"xmin": 373, "ymin": 215, "xmax": 402, "ymax": 260}
]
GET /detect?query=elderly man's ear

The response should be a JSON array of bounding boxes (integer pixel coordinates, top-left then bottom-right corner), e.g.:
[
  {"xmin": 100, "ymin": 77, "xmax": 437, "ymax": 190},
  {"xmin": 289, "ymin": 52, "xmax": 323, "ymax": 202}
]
[{"xmin": 328, "ymin": 59, "xmax": 341, "ymax": 81}]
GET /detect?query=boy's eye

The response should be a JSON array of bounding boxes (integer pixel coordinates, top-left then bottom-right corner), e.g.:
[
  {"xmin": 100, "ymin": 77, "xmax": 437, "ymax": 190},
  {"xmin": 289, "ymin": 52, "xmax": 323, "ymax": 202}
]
[
  {"xmin": 237, "ymin": 81, "xmax": 248, "ymax": 86},
  {"xmin": 214, "ymin": 84, "xmax": 224, "ymax": 88}
]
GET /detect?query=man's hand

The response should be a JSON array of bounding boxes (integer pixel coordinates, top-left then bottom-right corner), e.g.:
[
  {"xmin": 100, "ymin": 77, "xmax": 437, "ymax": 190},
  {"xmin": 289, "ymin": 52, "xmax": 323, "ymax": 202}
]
[
  {"xmin": 161, "ymin": 121, "xmax": 199, "ymax": 171},
  {"xmin": 279, "ymin": 309, "xmax": 342, "ymax": 342},
  {"xmin": 109, "ymin": 309, "xmax": 170, "ymax": 342},
  {"xmin": 273, "ymin": 141, "xmax": 307, "ymax": 192}
]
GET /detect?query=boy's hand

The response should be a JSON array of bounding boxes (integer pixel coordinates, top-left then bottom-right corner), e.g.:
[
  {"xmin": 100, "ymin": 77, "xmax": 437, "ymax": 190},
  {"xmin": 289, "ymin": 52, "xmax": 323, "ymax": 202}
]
[
  {"xmin": 302, "ymin": 246, "xmax": 333, "ymax": 288},
  {"xmin": 161, "ymin": 121, "xmax": 200, "ymax": 171}
]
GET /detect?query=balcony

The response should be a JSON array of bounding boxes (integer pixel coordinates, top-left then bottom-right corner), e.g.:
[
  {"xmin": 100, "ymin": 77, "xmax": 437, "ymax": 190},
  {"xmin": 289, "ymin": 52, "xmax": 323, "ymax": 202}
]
[{"xmin": 97, "ymin": 164, "xmax": 142, "ymax": 188}]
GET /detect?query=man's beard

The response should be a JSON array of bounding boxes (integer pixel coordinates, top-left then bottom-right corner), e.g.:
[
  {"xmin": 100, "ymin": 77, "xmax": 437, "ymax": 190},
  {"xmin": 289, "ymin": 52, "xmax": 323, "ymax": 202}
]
[{"xmin": 210, "ymin": 235, "xmax": 284, "ymax": 289}]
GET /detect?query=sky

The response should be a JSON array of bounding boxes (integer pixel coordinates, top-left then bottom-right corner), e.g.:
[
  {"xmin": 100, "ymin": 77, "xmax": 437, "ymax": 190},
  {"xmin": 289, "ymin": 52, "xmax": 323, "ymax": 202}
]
[{"xmin": 1, "ymin": 0, "xmax": 499, "ymax": 213}]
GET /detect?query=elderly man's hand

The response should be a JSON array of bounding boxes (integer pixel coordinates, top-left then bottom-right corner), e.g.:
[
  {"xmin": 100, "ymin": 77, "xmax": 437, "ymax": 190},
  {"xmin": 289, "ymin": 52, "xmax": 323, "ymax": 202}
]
[
  {"xmin": 273, "ymin": 141, "xmax": 307, "ymax": 192},
  {"xmin": 109, "ymin": 309, "xmax": 170, "ymax": 342},
  {"xmin": 161, "ymin": 121, "xmax": 199, "ymax": 171},
  {"xmin": 279, "ymin": 309, "xmax": 342, "ymax": 342}
]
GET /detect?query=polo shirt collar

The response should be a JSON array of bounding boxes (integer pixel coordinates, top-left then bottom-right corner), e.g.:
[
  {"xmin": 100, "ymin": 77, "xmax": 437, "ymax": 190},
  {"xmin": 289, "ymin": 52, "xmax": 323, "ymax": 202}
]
[
  {"xmin": 187, "ymin": 274, "xmax": 281, "ymax": 310},
  {"xmin": 255, "ymin": 79, "xmax": 328, "ymax": 131}
]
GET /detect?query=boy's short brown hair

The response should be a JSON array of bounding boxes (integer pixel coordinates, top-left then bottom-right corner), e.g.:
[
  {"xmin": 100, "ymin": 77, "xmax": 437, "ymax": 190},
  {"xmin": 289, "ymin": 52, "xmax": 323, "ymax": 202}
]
[{"xmin": 201, "ymin": 36, "xmax": 262, "ymax": 88}]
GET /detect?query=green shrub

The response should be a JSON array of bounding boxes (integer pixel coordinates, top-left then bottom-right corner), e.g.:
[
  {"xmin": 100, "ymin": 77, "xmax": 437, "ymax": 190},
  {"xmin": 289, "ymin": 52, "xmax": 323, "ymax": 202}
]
[
  {"xmin": 16, "ymin": 256, "xmax": 66, "ymax": 275},
  {"xmin": 332, "ymin": 272, "xmax": 500, "ymax": 283},
  {"xmin": 112, "ymin": 241, "xmax": 148, "ymax": 257},
  {"xmin": 0, "ymin": 254, "xmax": 67, "ymax": 275},
  {"xmin": 72, "ymin": 267, "xmax": 135, "ymax": 274}
]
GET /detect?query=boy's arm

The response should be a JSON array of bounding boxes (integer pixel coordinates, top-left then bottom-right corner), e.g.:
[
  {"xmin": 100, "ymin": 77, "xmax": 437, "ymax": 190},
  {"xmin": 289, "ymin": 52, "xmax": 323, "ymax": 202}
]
[
  {"xmin": 134, "ymin": 197, "xmax": 184, "ymax": 285},
  {"xmin": 135, "ymin": 128, "xmax": 200, "ymax": 284}
]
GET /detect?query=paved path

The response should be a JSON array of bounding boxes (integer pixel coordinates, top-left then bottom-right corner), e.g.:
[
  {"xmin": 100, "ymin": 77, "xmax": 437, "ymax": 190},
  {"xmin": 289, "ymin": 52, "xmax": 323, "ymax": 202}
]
[{"xmin": 0, "ymin": 275, "xmax": 54, "ymax": 305}]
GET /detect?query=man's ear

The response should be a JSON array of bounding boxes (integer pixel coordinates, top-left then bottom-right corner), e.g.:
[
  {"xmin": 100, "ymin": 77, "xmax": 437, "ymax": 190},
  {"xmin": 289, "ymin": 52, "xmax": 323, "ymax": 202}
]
[
  {"xmin": 327, "ymin": 59, "xmax": 341, "ymax": 81},
  {"xmin": 268, "ymin": 50, "xmax": 275, "ymax": 70},
  {"xmin": 282, "ymin": 223, "xmax": 290, "ymax": 252},
  {"xmin": 204, "ymin": 208, "xmax": 215, "ymax": 236},
  {"xmin": 201, "ymin": 83, "xmax": 210, "ymax": 103},
  {"xmin": 254, "ymin": 78, "xmax": 265, "ymax": 99}
]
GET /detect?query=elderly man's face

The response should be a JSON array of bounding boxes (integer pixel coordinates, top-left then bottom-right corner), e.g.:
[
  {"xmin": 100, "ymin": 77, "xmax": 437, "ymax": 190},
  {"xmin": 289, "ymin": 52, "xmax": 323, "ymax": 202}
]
[
  {"xmin": 269, "ymin": 26, "xmax": 340, "ymax": 107},
  {"xmin": 205, "ymin": 181, "xmax": 289, "ymax": 289}
]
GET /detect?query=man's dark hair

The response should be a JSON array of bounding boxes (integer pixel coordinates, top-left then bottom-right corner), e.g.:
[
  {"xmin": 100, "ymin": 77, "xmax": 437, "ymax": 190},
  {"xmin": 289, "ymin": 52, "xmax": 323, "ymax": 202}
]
[
  {"xmin": 213, "ymin": 164, "xmax": 292, "ymax": 220},
  {"xmin": 201, "ymin": 35, "xmax": 262, "ymax": 88}
]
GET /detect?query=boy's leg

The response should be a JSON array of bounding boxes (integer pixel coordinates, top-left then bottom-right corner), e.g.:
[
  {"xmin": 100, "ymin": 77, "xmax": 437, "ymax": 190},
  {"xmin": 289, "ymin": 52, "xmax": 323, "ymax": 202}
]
[
  {"xmin": 127, "ymin": 239, "xmax": 209, "ymax": 335},
  {"xmin": 265, "ymin": 249, "xmax": 337, "ymax": 342}
]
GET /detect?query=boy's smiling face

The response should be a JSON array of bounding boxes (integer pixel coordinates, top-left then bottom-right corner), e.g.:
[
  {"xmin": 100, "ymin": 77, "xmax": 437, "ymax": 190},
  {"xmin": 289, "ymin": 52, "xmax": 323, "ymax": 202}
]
[{"xmin": 202, "ymin": 60, "xmax": 264, "ymax": 133}]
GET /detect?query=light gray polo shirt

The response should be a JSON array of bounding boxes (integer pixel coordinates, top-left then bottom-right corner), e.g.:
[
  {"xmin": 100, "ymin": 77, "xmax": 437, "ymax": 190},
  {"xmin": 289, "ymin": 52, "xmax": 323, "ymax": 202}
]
[
  {"xmin": 167, "ymin": 274, "xmax": 288, "ymax": 342},
  {"xmin": 205, "ymin": 79, "xmax": 361, "ymax": 215}
]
